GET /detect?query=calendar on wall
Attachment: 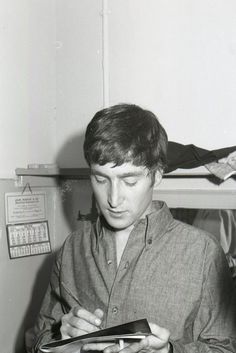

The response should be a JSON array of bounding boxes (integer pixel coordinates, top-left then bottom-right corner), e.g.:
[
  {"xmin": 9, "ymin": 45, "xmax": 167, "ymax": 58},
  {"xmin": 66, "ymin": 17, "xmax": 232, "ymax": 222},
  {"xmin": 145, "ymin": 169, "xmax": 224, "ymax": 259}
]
[
  {"xmin": 5, "ymin": 191, "xmax": 51, "ymax": 259},
  {"xmin": 6, "ymin": 221, "xmax": 51, "ymax": 259}
]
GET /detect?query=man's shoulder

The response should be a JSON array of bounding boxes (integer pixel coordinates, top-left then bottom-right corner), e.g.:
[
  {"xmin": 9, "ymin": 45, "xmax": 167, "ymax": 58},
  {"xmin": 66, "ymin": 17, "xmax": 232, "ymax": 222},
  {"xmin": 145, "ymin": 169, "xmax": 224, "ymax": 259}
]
[
  {"xmin": 170, "ymin": 217, "xmax": 220, "ymax": 248},
  {"xmin": 64, "ymin": 219, "xmax": 96, "ymax": 246}
]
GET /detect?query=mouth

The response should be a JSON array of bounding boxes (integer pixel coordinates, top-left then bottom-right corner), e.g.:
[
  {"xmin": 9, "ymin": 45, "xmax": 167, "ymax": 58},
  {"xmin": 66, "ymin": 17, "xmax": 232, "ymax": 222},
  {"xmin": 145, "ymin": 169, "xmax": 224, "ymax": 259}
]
[{"xmin": 108, "ymin": 209, "xmax": 126, "ymax": 217}]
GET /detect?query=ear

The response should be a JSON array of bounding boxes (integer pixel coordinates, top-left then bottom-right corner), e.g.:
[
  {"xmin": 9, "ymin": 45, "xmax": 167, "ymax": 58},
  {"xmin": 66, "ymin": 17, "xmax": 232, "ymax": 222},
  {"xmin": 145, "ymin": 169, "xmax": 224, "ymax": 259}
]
[{"xmin": 154, "ymin": 170, "xmax": 163, "ymax": 188}]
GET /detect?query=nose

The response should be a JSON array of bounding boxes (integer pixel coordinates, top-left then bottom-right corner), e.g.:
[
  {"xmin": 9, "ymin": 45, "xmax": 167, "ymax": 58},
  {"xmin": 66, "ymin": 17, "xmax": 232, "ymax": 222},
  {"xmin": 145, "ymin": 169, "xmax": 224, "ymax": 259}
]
[{"xmin": 108, "ymin": 181, "xmax": 122, "ymax": 208}]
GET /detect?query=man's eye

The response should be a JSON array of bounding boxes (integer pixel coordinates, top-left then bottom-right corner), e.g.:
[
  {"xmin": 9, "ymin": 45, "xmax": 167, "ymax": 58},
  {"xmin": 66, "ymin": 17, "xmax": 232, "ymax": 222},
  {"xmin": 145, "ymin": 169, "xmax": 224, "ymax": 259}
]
[
  {"xmin": 123, "ymin": 178, "xmax": 137, "ymax": 186},
  {"xmin": 95, "ymin": 176, "xmax": 107, "ymax": 184}
]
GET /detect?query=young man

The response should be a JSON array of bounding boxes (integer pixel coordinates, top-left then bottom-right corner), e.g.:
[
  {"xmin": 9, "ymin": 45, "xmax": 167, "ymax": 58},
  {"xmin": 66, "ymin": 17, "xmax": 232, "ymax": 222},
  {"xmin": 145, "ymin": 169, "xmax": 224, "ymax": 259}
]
[{"xmin": 32, "ymin": 104, "xmax": 236, "ymax": 353}]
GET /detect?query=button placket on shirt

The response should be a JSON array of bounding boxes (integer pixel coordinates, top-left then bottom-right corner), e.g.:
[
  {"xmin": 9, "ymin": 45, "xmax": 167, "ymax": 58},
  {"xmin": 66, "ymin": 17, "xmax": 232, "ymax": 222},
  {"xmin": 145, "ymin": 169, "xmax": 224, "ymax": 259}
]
[
  {"xmin": 145, "ymin": 237, "xmax": 153, "ymax": 250},
  {"xmin": 124, "ymin": 261, "xmax": 129, "ymax": 269},
  {"xmin": 106, "ymin": 256, "xmax": 131, "ymax": 325},
  {"xmin": 106, "ymin": 222, "xmax": 146, "ymax": 326},
  {"xmin": 112, "ymin": 306, "xmax": 119, "ymax": 314}
]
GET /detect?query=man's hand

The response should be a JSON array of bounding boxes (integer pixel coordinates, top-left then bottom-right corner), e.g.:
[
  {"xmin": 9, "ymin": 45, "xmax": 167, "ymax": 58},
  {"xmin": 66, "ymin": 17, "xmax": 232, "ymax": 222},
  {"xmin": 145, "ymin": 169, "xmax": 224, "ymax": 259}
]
[
  {"xmin": 83, "ymin": 323, "xmax": 170, "ymax": 353},
  {"xmin": 60, "ymin": 307, "xmax": 104, "ymax": 339}
]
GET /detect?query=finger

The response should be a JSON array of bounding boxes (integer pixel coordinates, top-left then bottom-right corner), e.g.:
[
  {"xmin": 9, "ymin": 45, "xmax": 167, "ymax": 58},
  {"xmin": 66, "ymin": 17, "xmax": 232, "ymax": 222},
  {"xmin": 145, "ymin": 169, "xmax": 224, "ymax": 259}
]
[
  {"xmin": 104, "ymin": 343, "xmax": 121, "ymax": 353},
  {"xmin": 103, "ymin": 341, "xmax": 141, "ymax": 353},
  {"xmin": 61, "ymin": 321, "xmax": 89, "ymax": 338},
  {"xmin": 60, "ymin": 313, "xmax": 74, "ymax": 338},
  {"xmin": 69, "ymin": 315, "xmax": 100, "ymax": 331},
  {"xmin": 83, "ymin": 342, "xmax": 115, "ymax": 351},
  {"xmin": 67, "ymin": 326, "xmax": 89, "ymax": 338},
  {"xmin": 140, "ymin": 323, "xmax": 170, "ymax": 351},
  {"xmin": 70, "ymin": 318, "xmax": 101, "ymax": 335},
  {"xmin": 94, "ymin": 308, "xmax": 104, "ymax": 329},
  {"xmin": 60, "ymin": 330, "xmax": 70, "ymax": 340},
  {"xmin": 149, "ymin": 323, "xmax": 170, "ymax": 343},
  {"xmin": 94, "ymin": 308, "xmax": 104, "ymax": 320},
  {"xmin": 61, "ymin": 311, "xmax": 99, "ymax": 338},
  {"xmin": 73, "ymin": 307, "xmax": 102, "ymax": 327}
]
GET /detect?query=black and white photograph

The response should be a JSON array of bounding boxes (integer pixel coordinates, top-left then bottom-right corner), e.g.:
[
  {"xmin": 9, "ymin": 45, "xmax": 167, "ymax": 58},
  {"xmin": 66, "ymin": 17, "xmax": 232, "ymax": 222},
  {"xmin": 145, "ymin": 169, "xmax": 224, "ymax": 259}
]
[{"xmin": 0, "ymin": 1, "xmax": 236, "ymax": 353}]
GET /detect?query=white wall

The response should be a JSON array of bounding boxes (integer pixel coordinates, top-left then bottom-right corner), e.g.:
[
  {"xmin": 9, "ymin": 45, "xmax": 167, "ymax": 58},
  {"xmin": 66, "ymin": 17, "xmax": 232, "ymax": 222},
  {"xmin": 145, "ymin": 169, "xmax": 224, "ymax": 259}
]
[
  {"xmin": 0, "ymin": 0, "xmax": 57, "ymax": 178},
  {"xmin": 0, "ymin": 177, "xmax": 93, "ymax": 353},
  {"xmin": 0, "ymin": 0, "xmax": 104, "ymax": 176},
  {"xmin": 55, "ymin": 0, "xmax": 236, "ymax": 168},
  {"xmin": 55, "ymin": 0, "xmax": 103, "ymax": 168},
  {"xmin": 0, "ymin": 3, "xmax": 103, "ymax": 352},
  {"xmin": 1, "ymin": 0, "xmax": 236, "ymax": 176},
  {"xmin": 0, "ymin": 180, "xmax": 60, "ymax": 353},
  {"xmin": 108, "ymin": 0, "xmax": 236, "ymax": 149}
]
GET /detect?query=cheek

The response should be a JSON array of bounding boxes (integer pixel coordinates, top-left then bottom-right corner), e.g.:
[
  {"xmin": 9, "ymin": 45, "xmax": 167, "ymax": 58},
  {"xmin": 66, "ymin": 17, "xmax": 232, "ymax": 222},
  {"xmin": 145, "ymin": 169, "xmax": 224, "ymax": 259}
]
[
  {"xmin": 92, "ymin": 187, "xmax": 107, "ymax": 207},
  {"xmin": 128, "ymin": 186, "xmax": 153, "ymax": 208}
]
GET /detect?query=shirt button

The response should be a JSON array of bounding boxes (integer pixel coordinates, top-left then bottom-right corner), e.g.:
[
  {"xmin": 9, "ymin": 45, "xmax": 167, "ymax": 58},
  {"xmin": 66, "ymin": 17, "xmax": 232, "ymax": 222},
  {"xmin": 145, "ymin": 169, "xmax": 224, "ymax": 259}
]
[
  {"xmin": 107, "ymin": 260, "xmax": 112, "ymax": 265},
  {"xmin": 147, "ymin": 238, "xmax": 152, "ymax": 245},
  {"xmin": 124, "ymin": 261, "xmax": 129, "ymax": 269},
  {"xmin": 112, "ymin": 306, "xmax": 118, "ymax": 314}
]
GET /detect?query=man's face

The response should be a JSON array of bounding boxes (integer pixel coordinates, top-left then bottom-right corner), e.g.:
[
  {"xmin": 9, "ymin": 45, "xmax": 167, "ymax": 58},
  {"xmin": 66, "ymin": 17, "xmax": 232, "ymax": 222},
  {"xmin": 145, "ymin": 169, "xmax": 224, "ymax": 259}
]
[{"xmin": 90, "ymin": 162, "xmax": 158, "ymax": 232}]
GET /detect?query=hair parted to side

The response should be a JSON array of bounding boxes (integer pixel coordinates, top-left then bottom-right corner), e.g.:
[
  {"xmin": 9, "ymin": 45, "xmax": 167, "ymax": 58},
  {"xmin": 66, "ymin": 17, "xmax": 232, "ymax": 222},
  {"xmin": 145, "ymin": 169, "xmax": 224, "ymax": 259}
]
[{"xmin": 83, "ymin": 103, "xmax": 168, "ymax": 172}]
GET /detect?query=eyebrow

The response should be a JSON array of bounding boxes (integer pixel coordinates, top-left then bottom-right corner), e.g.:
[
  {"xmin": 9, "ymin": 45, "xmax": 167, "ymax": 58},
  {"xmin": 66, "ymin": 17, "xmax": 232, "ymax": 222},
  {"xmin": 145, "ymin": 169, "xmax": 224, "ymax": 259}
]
[{"xmin": 90, "ymin": 170, "xmax": 145, "ymax": 178}]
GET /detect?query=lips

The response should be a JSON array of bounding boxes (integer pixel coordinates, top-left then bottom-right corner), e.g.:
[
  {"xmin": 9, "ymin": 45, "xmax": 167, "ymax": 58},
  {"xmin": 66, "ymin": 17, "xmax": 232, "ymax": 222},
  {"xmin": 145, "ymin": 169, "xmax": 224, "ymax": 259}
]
[{"xmin": 108, "ymin": 209, "xmax": 126, "ymax": 216}]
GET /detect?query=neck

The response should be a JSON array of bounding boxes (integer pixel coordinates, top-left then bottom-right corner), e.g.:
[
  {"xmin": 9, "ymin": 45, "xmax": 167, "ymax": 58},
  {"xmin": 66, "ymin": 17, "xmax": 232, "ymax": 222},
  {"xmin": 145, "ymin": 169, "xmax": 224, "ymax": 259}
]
[{"xmin": 114, "ymin": 227, "xmax": 133, "ymax": 267}]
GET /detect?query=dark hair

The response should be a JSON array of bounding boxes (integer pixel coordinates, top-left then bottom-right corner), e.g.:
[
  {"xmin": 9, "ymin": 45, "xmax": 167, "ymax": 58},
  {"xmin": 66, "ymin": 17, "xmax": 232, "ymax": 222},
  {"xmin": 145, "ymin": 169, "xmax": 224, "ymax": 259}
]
[{"xmin": 83, "ymin": 103, "xmax": 168, "ymax": 172}]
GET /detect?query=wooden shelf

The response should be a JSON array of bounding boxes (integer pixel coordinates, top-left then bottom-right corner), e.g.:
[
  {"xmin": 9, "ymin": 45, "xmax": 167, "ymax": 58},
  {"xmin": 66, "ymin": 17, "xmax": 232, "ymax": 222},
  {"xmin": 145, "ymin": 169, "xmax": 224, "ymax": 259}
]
[
  {"xmin": 15, "ymin": 166, "xmax": 236, "ymax": 209},
  {"xmin": 15, "ymin": 166, "xmax": 210, "ymax": 178},
  {"xmin": 15, "ymin": 167, "xmax": 90, "ymax": 179}
]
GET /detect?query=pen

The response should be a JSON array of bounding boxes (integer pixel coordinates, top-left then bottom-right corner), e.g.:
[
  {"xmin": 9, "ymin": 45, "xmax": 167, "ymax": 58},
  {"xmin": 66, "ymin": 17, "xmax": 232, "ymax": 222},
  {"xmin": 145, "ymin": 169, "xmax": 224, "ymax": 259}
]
[{"xmin": 118, "ymin": 339, "xmax": 124, "ymax": 350}]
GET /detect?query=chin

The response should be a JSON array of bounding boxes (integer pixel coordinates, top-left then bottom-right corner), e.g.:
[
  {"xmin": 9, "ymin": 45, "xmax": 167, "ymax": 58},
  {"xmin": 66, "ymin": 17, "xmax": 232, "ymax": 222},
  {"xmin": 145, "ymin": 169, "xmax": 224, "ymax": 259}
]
[{"xmin": 105, "ymin": 217, "xmax": 131, "ymax": 231}]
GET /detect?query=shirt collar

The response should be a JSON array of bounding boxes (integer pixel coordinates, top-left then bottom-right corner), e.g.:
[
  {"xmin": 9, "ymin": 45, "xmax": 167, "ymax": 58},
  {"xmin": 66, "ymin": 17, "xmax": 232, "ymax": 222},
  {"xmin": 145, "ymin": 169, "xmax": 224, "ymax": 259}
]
[
  {"xmin": 95, "ymin": 201, "xmax": 173, "ymax": 246},
  {"xmin": 142, "ymin": 201, "xmax": 174, "ymax": 246}
]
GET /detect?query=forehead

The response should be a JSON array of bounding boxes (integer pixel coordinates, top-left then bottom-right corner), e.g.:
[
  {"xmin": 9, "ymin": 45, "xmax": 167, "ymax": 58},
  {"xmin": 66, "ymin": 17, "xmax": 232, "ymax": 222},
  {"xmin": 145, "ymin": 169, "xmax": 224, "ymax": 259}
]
[{"xmin": 90, "ymin": 163, "xmax": 148, "ymax": 177}]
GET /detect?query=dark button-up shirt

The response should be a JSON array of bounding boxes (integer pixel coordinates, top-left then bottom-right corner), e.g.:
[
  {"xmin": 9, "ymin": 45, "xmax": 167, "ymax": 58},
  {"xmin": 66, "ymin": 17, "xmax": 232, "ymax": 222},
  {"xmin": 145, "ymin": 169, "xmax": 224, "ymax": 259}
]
[{"xmin": 33, "ymin": 202, "xmax": 236, "ymax": 352}]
